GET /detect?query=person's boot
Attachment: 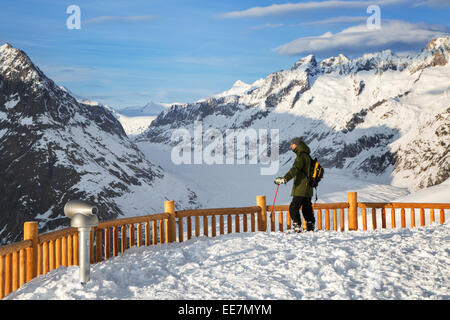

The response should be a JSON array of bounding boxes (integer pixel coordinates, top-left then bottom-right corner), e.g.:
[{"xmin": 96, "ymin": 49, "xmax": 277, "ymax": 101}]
[
  {"xmin": 306, "ymin": 221, "xmax": 315, "ymax": 232},
  {"xmin": 292, "ymin": 222, "xmax": 302, "ymax": 233}
]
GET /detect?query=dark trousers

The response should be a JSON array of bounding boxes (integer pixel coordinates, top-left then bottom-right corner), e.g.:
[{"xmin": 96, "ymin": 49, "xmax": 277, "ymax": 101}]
[{"xmin": 289, "ymin": 196, "xmax": 315, "ymax": 227}]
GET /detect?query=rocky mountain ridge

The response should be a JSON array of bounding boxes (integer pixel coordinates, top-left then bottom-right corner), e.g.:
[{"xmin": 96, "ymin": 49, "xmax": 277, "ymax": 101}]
[
  {"xmin": 0, "ymin": 43, "xmax": 199, "ymax": 244},
  {"xmin": 139, "ymin": 36, "xmax": 450, "ymax": 192}
]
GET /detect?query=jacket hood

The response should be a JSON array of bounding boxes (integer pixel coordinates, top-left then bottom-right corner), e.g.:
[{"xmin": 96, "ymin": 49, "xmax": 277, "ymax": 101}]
[{"xmin": 294, "ymin": 141, "xmax": 310, "ymax": 155}]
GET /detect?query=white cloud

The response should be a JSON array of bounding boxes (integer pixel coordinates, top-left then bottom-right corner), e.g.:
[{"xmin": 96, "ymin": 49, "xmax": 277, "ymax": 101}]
[
  {"xmin": 413, "ymin": 0, "xmax": 450, "ymax": 7},
  {"xmin": 217, "ymin": 0, "xmax": 411, "ymax": 19},
  {"xmin": 277, "ymin": 20, "xmax": 450, "ymax": 57},
  {"xmin": 296, "ymin": 16, "xmax": 367, "ymax": 26}
]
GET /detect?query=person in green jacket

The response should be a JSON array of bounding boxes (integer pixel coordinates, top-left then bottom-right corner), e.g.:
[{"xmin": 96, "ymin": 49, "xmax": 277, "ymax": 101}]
[{"xmin": 274, "ymin": 137, "xmax": 315, "ymax": 232}]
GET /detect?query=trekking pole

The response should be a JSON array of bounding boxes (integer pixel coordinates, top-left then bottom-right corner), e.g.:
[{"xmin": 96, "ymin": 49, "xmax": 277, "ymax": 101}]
[{"xmin": 270, "ymin": 184, "xmax": 280, "ymax": 218}]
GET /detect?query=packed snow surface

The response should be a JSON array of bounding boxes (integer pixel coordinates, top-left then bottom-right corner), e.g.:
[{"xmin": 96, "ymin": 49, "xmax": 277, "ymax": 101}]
[{"xmin": 5, "ymin": 223, "xmax": 449, "ymax": 300}]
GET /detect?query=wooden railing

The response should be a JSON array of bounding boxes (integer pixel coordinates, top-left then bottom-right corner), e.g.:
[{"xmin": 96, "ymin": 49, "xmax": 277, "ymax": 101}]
[
  {"xmin": 357, "ymin": 202, "xmax": 448, "ymax": 230},
  {"xmin": 1, "ymin": 192, "xmax": 448, "ymax": 299}
]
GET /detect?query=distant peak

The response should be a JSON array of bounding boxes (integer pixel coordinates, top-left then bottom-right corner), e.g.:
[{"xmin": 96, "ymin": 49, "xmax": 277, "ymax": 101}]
[
  {"xmin": 296, "ymin": 54, "xmax": 316, "ymax": 64},
  {"xmin": 292, "ymin": 54, "xmax": 317, "ymax": 70},
  {"xmin": 1, "ymin": 42, "xmax": 12, "ymax": 49},
  {"xmin": 0, "ymin": 42, "xmax": 14, "ymax": 54},
  {"xmin": 425, "ymin": 36, "xmax": 450, "ymax": 51},
  {"xmin": 232, "ymin": 80, "xmax": 249, "ymax": 87},
  {"xmin": 320, "ymin": 54, "xmax": 351, "ymax": 68}
]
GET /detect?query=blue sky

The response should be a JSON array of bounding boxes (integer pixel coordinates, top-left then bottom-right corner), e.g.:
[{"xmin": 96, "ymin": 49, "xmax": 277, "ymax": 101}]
[{"xmin": 1, "ymin": 0, "xmax": 449, "ymax": 108}]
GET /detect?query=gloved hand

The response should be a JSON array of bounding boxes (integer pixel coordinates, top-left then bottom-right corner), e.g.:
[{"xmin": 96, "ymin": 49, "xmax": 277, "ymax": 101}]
[{"xmin": 274, "ymin": 177, "xmax": 287, "ymax": 185}]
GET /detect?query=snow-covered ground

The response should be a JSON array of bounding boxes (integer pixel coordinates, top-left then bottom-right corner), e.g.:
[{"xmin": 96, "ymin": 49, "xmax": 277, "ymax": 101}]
[{"xmin": 5, "ymin": 222, "xmax": 449, "ymax": 300}]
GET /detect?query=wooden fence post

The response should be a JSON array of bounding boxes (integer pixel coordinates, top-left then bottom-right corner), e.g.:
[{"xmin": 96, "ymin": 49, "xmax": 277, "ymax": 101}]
[
  {"xmin": 348, "ymin": 192, "xmax": 358, "ymax": 231},
  {"xmin": 256, "ymin": 195, "xmax": 267, "ymax": 232},
  {"xmin": 23, "ymin": 222, "xmax": 38, "ymax": 282},
  {"xmin": 164, "ymin": 200, "xmax": 176, "ymax": 243}
]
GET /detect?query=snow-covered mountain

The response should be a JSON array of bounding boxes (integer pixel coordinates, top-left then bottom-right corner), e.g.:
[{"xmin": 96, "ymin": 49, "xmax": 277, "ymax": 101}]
[
  {"xmin": 0, "ymin": 43, "xmax": 199, "ymax": 244},
  {"xmin": 118, "ymin": 101, "xmax": 171, "ymax": 117},
  {"xmin": 57, "ymin": 88, "xmax": 162, "ymax": 137},
  {"xmin": 139, "ymin": 36, "xmax": 450, "ymax": 192},
  {"xmin": 114, "ymin": 102, "xmax": 173, "ymax": 137}
]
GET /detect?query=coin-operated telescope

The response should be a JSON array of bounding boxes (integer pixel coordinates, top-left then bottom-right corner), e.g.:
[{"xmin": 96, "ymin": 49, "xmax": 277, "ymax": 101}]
[{"xmin": 64, "ymin": 200, "xmax": 99, "ymax": 284}]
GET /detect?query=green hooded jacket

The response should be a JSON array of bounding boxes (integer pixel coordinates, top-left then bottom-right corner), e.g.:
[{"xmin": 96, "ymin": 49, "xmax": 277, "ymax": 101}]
[{"xmin": 283, "ymin": 142, "xmax": 314, "ymax": 198}]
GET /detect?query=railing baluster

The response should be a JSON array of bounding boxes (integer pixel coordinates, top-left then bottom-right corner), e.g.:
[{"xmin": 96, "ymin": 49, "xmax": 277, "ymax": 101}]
[
  {"xmin": 411, "ymin": 208, "xmax": 416, "ymax": 228},
  {"xmin": 211, "ymin": 215, "xmax": 217, "ymax": 237},
  {"xmin": 325, "ymin": 209, "xmax": 330, "ymax": 231},
  {"xmin": 145, "ymin": 222, "xmax": 150, "ymax": 246},
  {"xmin": 243, "ymin": 213, "xmax": 247, "ymax": 233},
  {"xmin": 12, "ymin": 251, "xmax": 19, "ymax": 291},
  {"xmin": 440, "ymin": 209, "xmax": 445, "ymax": 224},
  {"xmin": 49, "ymin": 240, "xmax": 55, "ymax": 270},
  {"xmin": 129, "ymin": 224, "xmax": 135, "ymax": 248},
  {"xmin": 372, "ymin": 208, "xmax": 377, "ymax": 230},
  {"xmin": 286, "ymin": 210, "xmax": 291, "ymax": 230},
  {"xmin": 0, "ymin": 255, "xmax": 5, "ymax": 299},
  {"xmin": 203, "ymin": 216, "xmax": 209, "ymax": 237},
  {"xmin": 420, "ymin": 208, "xmax": 425, "ymax": 227},
  {"xmin": 159, "ymin": 220, "xmax": 165, "ymax": 244},
  {"xmin": 96, "ymin": 229, "xmax": 101, "ymax": 262},
  {"xmin": 5, "ymin": 253, "xmax": 11, "ymax": 297},
  {"xmin": 401, "ymin": 208, "xmax": 406, "ymax": 228},
  {"xmin": 220, "ymin": 215, "xmax": 225, "ymax": 235},
  {"xmin": 137, "ymin": 223, "xmax": 143, "ymax": 247},
  {"xmin": 271, "ymin": 209, "xmax": 275, "ymax": 232},
  {"xmin": 227, "ymin": 214, "xmax": 232, "ymax": 234},
  {"xmin": 251, "ymin": 211, "xmax": 256, "ymax": 232},
  {"xmin": 152, "ymin": 221, "xmax": 157, "ymax": 245},
  {"xmin": 179, "ymin": 218, "xmax": 184, "ymax": 242},
  {"xmin": 278, "ymin": 211, "xmax": 283, "ymax": 232},
  {"xmin": 361, "ymin": 208, "xmax": 367, "ymax": 231},
  {"xmin": 104, "ymin": 228, "xmax": 110, "ymax": 260},
  {"xmin": 333, "ymin": 209, "xmax": 337, "ymax": 231},
  {"xmin": 187, "ymin": 216, "xmax": 193, "ymax": 239},
  {"xmin": 37, "ymin": 243, "xmax": 43, "ymax": 275},
  {"xmin": 430, "ymin": 209, "xmax": 435, "ymax": 225},
  {"xmin": 340, "ymin": 209, "xmax": 345, "ymax": 232},
  {"xmin": 195, "ymin": 216, "xmax": 200, "ymax": 237},
  {"xmin": 391, "ymin": 208, "xmax": 396, "ymax": 229},
  {"xmin": 68, "ymin": 235, "xmax": 73, "ymax": 266},
  {"xmin": 381, "ymin": 208, "xmax": 386, "ymax": 229},
  {"xmin": 121, "ymin": 226, "xmax": 126, "ymax": 254},
  {"xmin": 112, "ymin": 226, "xmax": 118, "ymax": 256},
  {"xmin": 62, "ymin": 237, "xmax": 69, "ymax": 266},
  {"xmin": 19, "ymin": 249, "xmax": 26, "ymax": 288},
  {"xmin": 43, "ymin": 242, "xmax": 49, "ymax": 274},
  {"xmin": 317, "ymin": 209, "xmax": 322, "ymax": 231}
]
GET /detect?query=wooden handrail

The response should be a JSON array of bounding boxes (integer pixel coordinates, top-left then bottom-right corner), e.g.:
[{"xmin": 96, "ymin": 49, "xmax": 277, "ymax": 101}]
[
  {"xmin": 268, "ymin": 202, "xmax": 349, "ymax": 211},
  {"xmin": 97, "ymin": 213, "xmax": 169, "ymax": 228},
  {"xmin": 0, "ymin": 240, "xmax": 32, "ymax": 256},
  {"xmin": 176, "ymin": 206, "xmax": 261, "ymax": 218},
  {"xmin": 358, "ymin": 202, "xmax": 450, "ymax": 209},
  {"xmin": 38, "ymin": 227, "xmax": 78, "ymax": 243}
]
